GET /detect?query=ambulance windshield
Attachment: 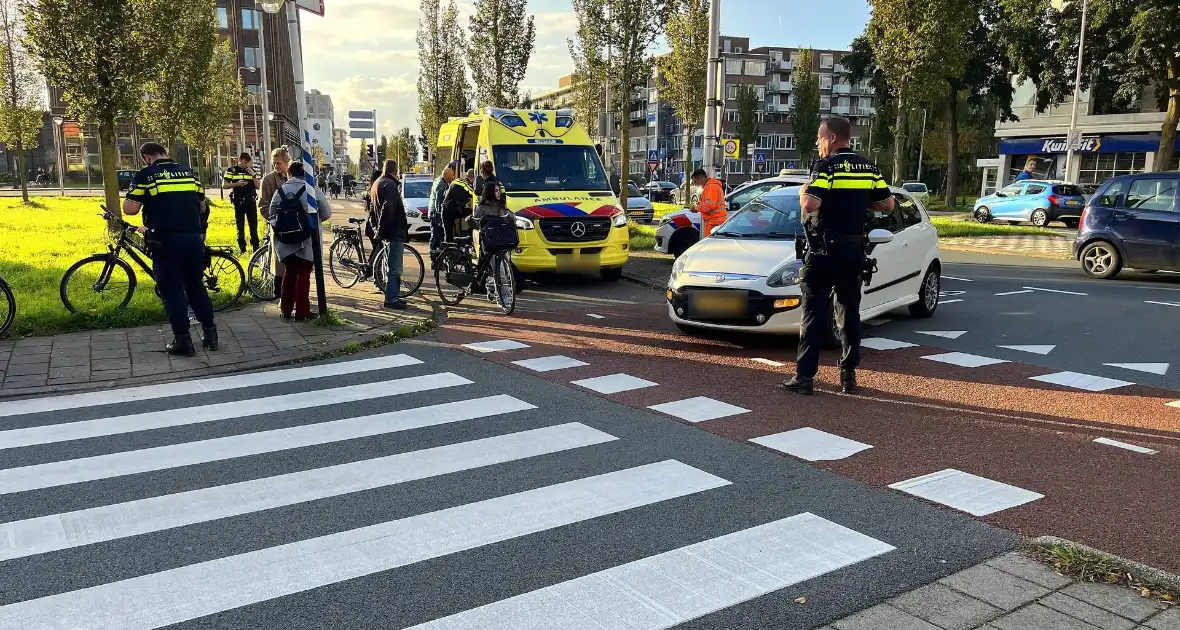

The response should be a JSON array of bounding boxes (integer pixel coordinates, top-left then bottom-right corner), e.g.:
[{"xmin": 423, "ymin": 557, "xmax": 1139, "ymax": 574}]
[{"xmin": 493, "ymin": 145, "xmax": 610, "ymax": 193}]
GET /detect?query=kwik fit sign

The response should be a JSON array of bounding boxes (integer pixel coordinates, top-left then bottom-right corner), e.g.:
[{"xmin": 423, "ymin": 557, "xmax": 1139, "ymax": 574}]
[{"xmin": 1041, "ymin": 136, "xmax": 1102, "ymax": 153}]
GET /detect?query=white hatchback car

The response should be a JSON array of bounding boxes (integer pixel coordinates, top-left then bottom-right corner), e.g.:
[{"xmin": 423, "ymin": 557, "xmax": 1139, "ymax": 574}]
[
  {"xmin": 667, "ymin": 186, "xmax": 941, "ymax": 336},
  {"xmin": 401, "ymin": 175, "xmax": 435, "ymax": 240}
]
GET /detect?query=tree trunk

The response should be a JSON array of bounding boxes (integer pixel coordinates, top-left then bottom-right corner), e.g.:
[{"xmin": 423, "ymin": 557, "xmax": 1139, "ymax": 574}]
[
  {"xmin": 945, "ymin": 87, "xmax": 960, "ymax": 207},
  {"xmin": 99, "ymin": 116, "xmax": 122, "ymax": 226},
  {"xmin": 15, "ymin": 138, "xmax": 28, "ymax": 203},
  {"xmin": 1154, "ymin": 76, "xmax": 1179, "ymax": 172},
  {"xmin": 891, "ymin": 86, "xmax": 906, "ymax": 185}
]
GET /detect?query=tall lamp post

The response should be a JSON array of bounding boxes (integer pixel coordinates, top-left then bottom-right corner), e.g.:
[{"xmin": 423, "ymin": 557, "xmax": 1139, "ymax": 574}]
[
  {"xmin": 256, "ymin": 1, "xmax": 283, "ymax": 163},
  {"xmin": 915, "ymin": 107, "xmax": 927, "ymax": 181},
  {"xmin": 236, "ymin": 66, "xmax": 256, "ymax": 156},
  {"xmin": 702, "ymin": 0, "xmax": 722, "ymax": 177},
  {"xmin": 1063, "ymin": 0, "xmax": 1089, "ymax": 181},
  {"xmin": 51, "ymin": 116, "xmax": 65, "ymax": 195}
]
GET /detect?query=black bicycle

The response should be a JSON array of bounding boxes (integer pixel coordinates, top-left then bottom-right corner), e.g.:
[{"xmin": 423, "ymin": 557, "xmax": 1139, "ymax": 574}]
[
  {"xmin": 60, "ymin": 211, "xmax": 246, "ymax": 315},
  {"xmin": 0, "ymin": 275, "xmax": 14, "ymax": 337},
  {"xmin": 434, "ymin": 234, "xmax": 517, "ymax": 315},
  {"xmin": 328, "ymin": 217, "xmax": 424, "ymax": 298},
  {"xmin": 246, "ymin": 227, "xmax": 279, "ymax": 301}
]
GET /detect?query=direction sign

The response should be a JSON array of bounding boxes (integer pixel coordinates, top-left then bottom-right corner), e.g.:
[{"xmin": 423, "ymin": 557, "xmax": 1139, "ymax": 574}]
[
  {"xmin": 348, "ymin": 111, "xmax": 374, "ymax": 119},
  {"xmin": 349, "ymin": 120, "xmax": 374, "ymax": 129},
  {"xmin": 350, "ymin": 130, "xmax": 376, "ymax": 139}
]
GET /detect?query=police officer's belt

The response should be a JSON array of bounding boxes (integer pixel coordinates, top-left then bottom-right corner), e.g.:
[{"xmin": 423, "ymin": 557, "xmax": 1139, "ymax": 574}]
[{"xmin": 821, "ymin": 232, "xmax": 864, "ymax": 245}]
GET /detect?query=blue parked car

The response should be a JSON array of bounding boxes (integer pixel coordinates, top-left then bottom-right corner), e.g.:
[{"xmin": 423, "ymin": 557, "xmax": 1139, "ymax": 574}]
[
  {"xmin": 1075, "ymin": 172, "xmax": 1180, "ymax": 279},
  {"xmin": 972, "ymin": 180, "xmax": 1087, "ymax": 227}
]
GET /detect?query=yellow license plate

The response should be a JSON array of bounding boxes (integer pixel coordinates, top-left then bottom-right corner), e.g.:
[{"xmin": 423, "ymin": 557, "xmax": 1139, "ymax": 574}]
[{"xmin": 689, "ymin": 291, "xmax": 747, "ymax": 317}]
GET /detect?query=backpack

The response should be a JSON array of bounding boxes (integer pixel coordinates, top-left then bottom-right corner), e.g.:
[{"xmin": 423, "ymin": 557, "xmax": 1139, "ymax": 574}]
[{"xmin": 273, "ymin": 185, "xmax": 310, "ymax": 245}]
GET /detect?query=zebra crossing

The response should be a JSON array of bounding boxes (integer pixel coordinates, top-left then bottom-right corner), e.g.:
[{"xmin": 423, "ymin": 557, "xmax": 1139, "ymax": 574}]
[{"xmin": 0, "ymin": 345, "xmax": 1013, "ymax": 629}]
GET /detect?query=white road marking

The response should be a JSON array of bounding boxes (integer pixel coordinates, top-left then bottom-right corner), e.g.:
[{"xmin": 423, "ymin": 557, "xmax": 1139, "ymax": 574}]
[
  {"xmin": 572, "ymin": 373, "xmax": 659, "ymax": 394},
  {"xmin": 915, "ymin": 330, "xmax": 968, "ymax": 340},
  {"xmin": 586, "ymin": 313, "xmax": 607, "ymax": 319},
  {"xmin": 1024, "ymin": 286, "xmax": 1088, "ymax": 296},
  {"xmin": 751, "ymin": 428, "xmax": 873, "ymax": 461},
  {"xmin": 0, "ymin": 423, "xmax": 617, "ymax": 561},
  {"xmin": 0, "ymin": 354, "xmax": 423, "ymax": 418},
  {"xmin": 1145, "ymin": 300, "xmax": 1180, "ymax": 308},
  {"xmin": 940, "ymin": 299, "xmax": 964, "ymax": 304},
  {"xmin": 998, "ymin": 345, "xmax": 1056, "ymax": 355},
  {"xmin": 648, "ymin": 397, "xmax": 750, "ymax": 423},
  {"xmin": 1104, "ymin": 363, "xmax": 1169, "ymax": 376},
  {"xmin": 994, "ymin": 290, "xmax": 1035, "ymax": 296},
  {"xmin": 861, "ymin": 338, "xmax": 918, "ymax": 351},
  {"xmin": 512, "ymin": 355, "xmax": 590, "ymax": 372},
  {"xmin": 0, "ymin": 372, "xmax": 472, "ymax": 450},
  {"xmin": 463, "ymin": 339, "xmax": 531, "ymax": 353},
  {"xmin": 1167, "ymin": 400, "xmax": 1180, "ymax": 409},
  {"xmin": 751, "ymin": 358, "xmax": 787, "ymax": 367},
  {"xmin": 0, "ymin": 395, "xmax": 536, "ymax": 495},
  {"xmin": 941, "ymin": 275, "xmax": 974, "ymax": 282},
  {"xmin": 1029, "ymin": 371, "xmax": 1134, "ymax": 392},
  {"xmin": 0, "ymin": 461, "xmax": 730, "ymax": 630},
  {"xmin": 889, "ymin": 469, "xmax": 1043, "ymax": 516},
  {"xmin": 406, "ymin": 513, "xmax": 894, "ymax": 630},
  {"xmin": 922, "ymin": 352, "xmax": 1008, "ymax": 368},
  {"xmin": 1093, "ymin": 437, "xmax": 1158, "ymax": 455}
]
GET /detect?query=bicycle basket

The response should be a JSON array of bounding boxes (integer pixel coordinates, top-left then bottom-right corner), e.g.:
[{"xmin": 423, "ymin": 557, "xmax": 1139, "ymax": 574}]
[{"xmin": 479, "ymin": 219, "xmax": 518, "ymax": 252}]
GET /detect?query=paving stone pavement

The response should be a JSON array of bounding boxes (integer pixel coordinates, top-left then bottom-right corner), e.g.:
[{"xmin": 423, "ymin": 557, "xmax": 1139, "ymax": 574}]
[
  {"xmin": 825, "ymin": 552, "xmax": 1176, "ymax": 630},
  {"xmin": 939, "ymin": 235, "xmax": 1074, "ymax": 260}
]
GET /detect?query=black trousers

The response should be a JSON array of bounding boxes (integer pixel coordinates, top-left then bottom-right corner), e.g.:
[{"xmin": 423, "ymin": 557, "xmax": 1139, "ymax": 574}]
[
  {"xmin": 795, "ymin": 245, "xmax": 864, "ymax": 379},
  {"xmin": 232, "ymin": 194, "xmax": 259, "ymax": 251},
  {"xmin": 150, "ymin": 234, "xmax": 215, "ymax": 338}
]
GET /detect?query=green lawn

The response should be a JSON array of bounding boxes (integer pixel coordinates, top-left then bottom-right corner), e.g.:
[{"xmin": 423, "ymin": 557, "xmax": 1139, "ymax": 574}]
[
  {"xmin": 931, "ymin": 218, "xmax": 1060, "ymax": 238},
  {"xmin": 629, "ymin": 222, "xmax": 657, "ymax": 251},
  {"xmin": 0, "ymin": 197, "xmax": 253, "ymax": 338}
]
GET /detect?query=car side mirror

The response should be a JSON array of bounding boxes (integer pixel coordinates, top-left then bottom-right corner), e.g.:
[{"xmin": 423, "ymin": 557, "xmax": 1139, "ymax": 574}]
[
  {"xmin": 995, "ymin": 192, "xmax": 1006, "ymax": 197},
  {"xmin": 867, "ymin": 229, "xmax": 893, "ymax": 245},
  {"xmin": 729, "ymin": 201, "xmax": 739, "ymax": 211}
]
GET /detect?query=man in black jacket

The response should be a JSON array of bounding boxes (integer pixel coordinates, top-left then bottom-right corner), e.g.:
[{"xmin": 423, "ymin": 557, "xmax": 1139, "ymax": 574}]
[
  {"xmin": 371, "ymin": 160, "xmax": 409, "ymax": 309},
  {"xmin": 440, "ymin": 168, "xmax": 475, "ymax": 242}
]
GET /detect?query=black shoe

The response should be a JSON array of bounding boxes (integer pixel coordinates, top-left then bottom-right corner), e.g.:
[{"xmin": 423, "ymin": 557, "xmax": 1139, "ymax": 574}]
[
  {"xmin": 383, "ymin": 300, "xmax": 408, "ymax": 310},
  {"xmin": 840, "ymin": 370, "xmax": 858, "ymax": 394},
  {"xmin": 280, "ymin": 313, "xmax": 294, "ymax": 323},
  {"xmin": 202, "ymin": 326, "xmax": 219, "ymax": 351},
  {"xmin": 166, "ymin": 334, "xmax": 196, "ymax": 357},
  {"xmin": 779, "ymin": 376, "xmax": 814, "ymax": 396}
]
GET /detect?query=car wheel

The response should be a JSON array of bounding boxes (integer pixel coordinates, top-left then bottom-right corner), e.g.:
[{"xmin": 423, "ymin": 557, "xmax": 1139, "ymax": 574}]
[
  {"xmin": 1031, "ymin": 209, "xmax": 1049, "ymax": 227},
  {"xmin": 669, "ymin": 229, "xmax": 699, "ymax": 259},
  {"xmin": 1080, "ymin": 241, "xmax": 1122, "ymax": 279},
  {"xmin": 909, "ymin": 265, "xmax": 940, "ymax": 318},
  {"xmin": 973, "ymin": 207, "xmax": 991, "ymax": 223}
]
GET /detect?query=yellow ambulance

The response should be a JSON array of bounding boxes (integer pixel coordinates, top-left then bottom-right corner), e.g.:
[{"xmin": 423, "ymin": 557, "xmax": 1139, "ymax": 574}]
[{"xmin": 433, "ymin": 108, "xmax": 630, "ymax": 279}]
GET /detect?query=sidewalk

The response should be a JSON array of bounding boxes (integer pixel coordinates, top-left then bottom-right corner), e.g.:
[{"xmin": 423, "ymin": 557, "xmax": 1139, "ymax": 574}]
[
  {"xmin": 939, "ymin": 235, "xmax": 1074, "ymax": 260},
  {"xmin": 826, "ymin": 551, "xmax": 1176, "ymax": 630}
]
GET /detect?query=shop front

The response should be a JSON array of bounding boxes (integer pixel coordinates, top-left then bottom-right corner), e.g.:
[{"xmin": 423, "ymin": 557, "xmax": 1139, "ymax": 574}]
[{"xmin": 996, "ymin": 133, "xmax": 1180, "ymax": 188}]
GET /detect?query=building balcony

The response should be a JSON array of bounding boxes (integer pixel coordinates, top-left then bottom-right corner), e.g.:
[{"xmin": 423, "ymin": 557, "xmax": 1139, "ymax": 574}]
[
  {"xmin": 831, "ymin": 106, "xmax": 851, "ymax": 116},
  {"xmin": 834, "ymin": 63, "xmax": 848, "ymax": 73},
  {"xmin": 768, "ymin": 80, "xmax": 793, "ymax": 92},
  {"xmin": 832, "ymin": 84, "xmax": 851, "ymax": 94},
  {"xmin": 852, "ymin": 107, "xmax": 875, "ymax": 117}
]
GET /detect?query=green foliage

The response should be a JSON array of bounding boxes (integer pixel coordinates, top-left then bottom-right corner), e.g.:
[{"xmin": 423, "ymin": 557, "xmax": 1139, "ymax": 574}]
[
  {"xmin": 0, "ymin": 0, "xmax": 43, "ymax": 202},
  {"xmin": 468, "ymin": 0, "xmax": 535, "ymax": 108},
  {"xmin": 390, "ymin": 127, "xmax": 415, "ymax": 170},
  {"xmin": 657, "ymin": 0, "xmax": 708, "ymax": 170},
  {"xmin": 139, "ymin": 0, "xmax": 217, "ymax": 156},
  {"xmin": 789, "ymin": 49, "xmax": 821, "ymax": 167},
  {"xmin": 417, "ymin": 0, "xmax": 470, "ymax": 148},
  {"xmin": 182, "ymin": 40, "xmax": 243, "ymax": 176},
  {"xmin": 735, "ymin": 84, "xmax": 759, "ymax": 161}
]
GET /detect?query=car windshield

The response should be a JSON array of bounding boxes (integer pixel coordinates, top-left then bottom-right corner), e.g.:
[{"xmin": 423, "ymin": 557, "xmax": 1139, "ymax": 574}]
[
  {"xmin": 713, "ymin": 194, "xmax": 804, "ymax": 239},
  {"xmin": 1053, "ymin": 184, "xmax": 1084, "ymax": 196},
  {"xmin": 493, "ymin": 144, "xmax": 610, "ymax": 192},
  {"xmin": 903, "ymin": 183, "xmax": 927, "ymax": 193},
  {"xmin": 628, "ymin": 183, "xmax": 642, "ymax": 197},
  {"xmin": 402, "ymin": 180, "xmax": 432, "ymax": 199}
]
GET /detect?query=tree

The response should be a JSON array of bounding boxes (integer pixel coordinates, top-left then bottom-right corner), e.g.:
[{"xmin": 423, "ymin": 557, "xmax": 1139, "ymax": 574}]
[
  {"xmin": 310, "ymin": 145, "xmax": 326, "ymax": 171},
  {"xmin": 183, "ymin": 41, "xmax": 242, "ymax": 184},
  {"xmin": 377, "ymin": 134, "xmax": 388, "ymax": 164},
  {"xmin": 789, "ymin": 48, "xmax": 822, "ymax": 168},
  {"xmin": 867, "ymin": 0, "xmax": 972, "ymax": 183},
  {"xmin": 570, "ymin": 0, "xmax": 665, "ymax": 188},
  {"xmin": 25, "ymin": 0, "xmax": 166, "ymax": 221},
  {"xmin": 657, "ymin": 0, "xmax": 708, "ymax": 175},
  {"xmin": 468, "ymin": 0, "xmax": 535, "ymax": 107},
  {"xmin": 139, "ymin": 0, "xmax": 216, "ymax": 157},
  {"xmin": 735, "ymin": 84, "xmax": 760, "ymax": 175},
  {"xmin": 0, "ymin": 0, "xmax": 43, "ymax": 203},
  {"xmin": 517, "ymin": 92, "xmax": 533, "ymax": 108},
  {"xmin": 417, "ymin": 0, "xmax": 470, "ymax": 149},
  {"xmin": 389, "ymin": 127, "xmax": 414, "ymax": 170}
]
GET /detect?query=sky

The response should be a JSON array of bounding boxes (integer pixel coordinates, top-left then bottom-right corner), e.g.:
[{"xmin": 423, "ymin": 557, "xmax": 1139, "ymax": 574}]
[{"xmin": 299, "ymin": 0, "xmax": 872, "ymax": 146}]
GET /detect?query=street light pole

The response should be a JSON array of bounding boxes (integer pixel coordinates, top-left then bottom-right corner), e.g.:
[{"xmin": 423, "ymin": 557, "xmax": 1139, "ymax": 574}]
[
  {"xmin": 256, "ymin": 2, "xmax": 277, "ymax": 164},
  {"xmin": 236, "ymin": 67, "xmax": 256, "ymax": 155},
  {"xmin": 917, "ymin": 107, "xmax": 927, "ymax": 181},
  {"xmin": 52, "ymin": 116, "xmax": 65, "ymax": 196},
  {"xmin": 1063, "ymin": 0, "xmax": 1089, "ymax": 182},
  {"xmin": 702, "ymin": 0, "xmax": 721, "ymax": 177}
]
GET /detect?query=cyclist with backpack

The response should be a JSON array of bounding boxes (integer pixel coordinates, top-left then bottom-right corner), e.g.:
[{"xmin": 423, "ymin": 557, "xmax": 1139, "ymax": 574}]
[{"xmin": 267, "ymin": 161, "xmax": 332, "ymax": 321}]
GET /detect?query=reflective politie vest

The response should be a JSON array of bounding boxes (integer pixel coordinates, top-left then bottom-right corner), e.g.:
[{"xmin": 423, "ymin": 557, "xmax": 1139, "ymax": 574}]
[
  {"xmin": 804, "ymin": 148, "xmax": 890, "ymax": 236},
  {"xmin": 126, "ymin": 159, "xmax": 206, "ymax": 235}
]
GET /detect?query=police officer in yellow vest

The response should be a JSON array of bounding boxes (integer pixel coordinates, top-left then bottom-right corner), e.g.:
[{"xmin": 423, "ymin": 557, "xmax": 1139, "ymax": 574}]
[
  {"xmin": 223, "ymin": 152, "xmax": 261, "ymax": 253},
  {"xmin": 124, "ymin": 142, "xmax": 218, "ymax": 356},
  {"xmin": 782, "ymin": 117, "xmax": 893, "ymax": 395}
]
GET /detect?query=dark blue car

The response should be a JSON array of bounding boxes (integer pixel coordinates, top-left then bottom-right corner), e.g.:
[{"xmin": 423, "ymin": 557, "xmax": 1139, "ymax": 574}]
[{"xmin": 1075, "ymin": 173, "xmax": 1180, "ymax": 278}]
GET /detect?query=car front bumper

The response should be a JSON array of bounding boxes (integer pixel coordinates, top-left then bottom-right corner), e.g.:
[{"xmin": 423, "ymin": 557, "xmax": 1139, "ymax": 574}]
[
  {"xmin": 512, "ymin": 225, "xmax": 631, "ymax": 273},
  {"xmin": 666, "ymin": 283, "xmax": 804, "ymax": 334}
]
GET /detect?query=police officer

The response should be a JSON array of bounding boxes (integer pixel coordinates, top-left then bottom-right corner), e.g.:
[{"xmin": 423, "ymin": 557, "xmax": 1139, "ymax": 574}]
[
  {"xmin": 440, "ymin": 168, "xmax": 476, "ymax": 242},
  {"xmin": 224, "ymin": 152, "xmax": 261, "ymax": 253},
  {"xmin": 782, "ymin": 117, "xmax": 893, "ymax": 395},
  {"xmin": 123, "ymin": 142, "xmax": 218, "ymax": 356}
]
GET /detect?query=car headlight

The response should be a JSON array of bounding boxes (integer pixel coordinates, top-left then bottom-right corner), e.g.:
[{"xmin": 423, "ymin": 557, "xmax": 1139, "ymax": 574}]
[
  {"xmin": 611, "ymin": 211, "xmax": 628, "ymax": 228},
  {"xmin": 515, "ymin": 215, "xmax": 535, "ymax": 230},
  {"xmin": 766, "ymin": 260, "xmax": 804, "ymax": 287},
  {"xmin": 671, "ymin": 253, "xmax": 689, "ymax": 276}
]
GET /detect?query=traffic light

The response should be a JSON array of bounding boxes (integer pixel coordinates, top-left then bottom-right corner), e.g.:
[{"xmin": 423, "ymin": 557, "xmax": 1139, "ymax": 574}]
[{"xmin": 366, "ymin": 144, "xmax": 374, "ymax": 159}]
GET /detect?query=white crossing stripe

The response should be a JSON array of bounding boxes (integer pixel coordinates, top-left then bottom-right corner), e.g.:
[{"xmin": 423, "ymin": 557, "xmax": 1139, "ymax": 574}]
[
  {"xmin": 750, "ymin": 358, "xmax": 786, "ymax": 366},
  {"xmin": 940, "ymin": 299, "xmax": 964, "ymax": 304},
  {"xmin": 921, "ymin": 352, "xmax": 1008, "ymax": 368},
  {"xmin": 1093, "ymin": 437, "xmax": 1158, "ymax": 455},
  {"xmin": 1029, "ymin": 371, "xmax": 1133, "ymax": 392},
  {"xmin": 998, "ymin": 345, "xmax": 1055, "ymax": 355},
  {"xmin": 0, "ymin": 423, "xmax": 615, "ymax": 561},
  {"xmin": 1168, "ymin": 400, "xmax": 1180, "ymax": 409},
  {"xmin": 407, "ymin": 513, "xmax": 894, "ymax": 630},
  {"xmin": 512, "ymin": 355, "xmax": 589, "ymax": 372},
  {"xmin": 941, "ymin": 275, "xmax": 974, "ymax": 282},
  {"xmin": 994, "ymin": 289, "xmax": 1034, "ymax": 296},
  {"xmin": 0, "ymin": 461, "xmax": 730, "ymax": 630},
  {"xmin": 889, "ymin": 469, "xmax": 1043, "ymax": 516},
  {"xmin": 586, "ymin": 313, "xmax": 606, "ymax": 319},
  {"xmin": 751, "ymin": 428, "xmax": 872, "ymax": 461},
  {"xmin": 0, "ymin": 354, "xmax": 422, "ymax": 418},
  {"xmin": 1024, "ymin": 286, "xmax": 1088, "ymax": 296},
  {"xmin": 0, "ymin": 372, "xmax": 472, "ymax": 449},
  {"xmin": 0, "ymin": 395, "xmax": 535, "ymax": 495},
  {"xmin": 1145, "ymin": 300, "xmax": 1180, "ymax": 308},
  {"xmin": 648, "ymin": 397, "xmax": 749, "ymax": 423},
  {"xmin": 463, "ymin": 339, "xmax": 530, "ymax": 353},
  {"xmin": 861, "ymin": 338, "xmax": 918, "ymax": 350},
  {"xmin": 915, "ymin": 330, "xmax": 968, "ymax": 339},
  {"xmin": 572, "ymin": 373, "xmax": 658, "ymax": 394},
  {"xmin": 1104, "ymin": 362, "xmax": 1169, "ymax": 376}
]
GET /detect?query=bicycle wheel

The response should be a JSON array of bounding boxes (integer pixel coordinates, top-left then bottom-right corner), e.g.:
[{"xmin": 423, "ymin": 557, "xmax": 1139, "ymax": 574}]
[
  {"xmin": 399, "ymin": 245, "xmax": 425, "ymax": 298},
  {"xmin": 328, "ymin": 235, "xmax": 362, "ymax": 289},
  {"xmin": 0, "ymin": 277, "xmax": 14, "ymax": 337},
  {"xmin": 372, "ymin": 243, "xmax": 389, "ymax": 293},
  {"xmin": 246, "ymin": 246, "xmax": 278, "ymax": 301},
  {"xmin": 491, "ymin": 252, "xmax": 517, "ymax": 315},
  {"xmin": 204, "ymin": 250, "xmax": 246, "ymax": 311},
  {"xmin": 60, "ymin": 255, "xmax": 137, "ymax": 315},
  {"xmin": 434, "ymin": 249, "xmax": 469, "ymax": 306}
]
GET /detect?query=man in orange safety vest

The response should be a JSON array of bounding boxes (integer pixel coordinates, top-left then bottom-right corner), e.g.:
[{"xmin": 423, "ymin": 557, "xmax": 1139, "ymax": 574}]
[{"xmin": 691, "ymin": 168, "xmax": 728, "ymax": 237}]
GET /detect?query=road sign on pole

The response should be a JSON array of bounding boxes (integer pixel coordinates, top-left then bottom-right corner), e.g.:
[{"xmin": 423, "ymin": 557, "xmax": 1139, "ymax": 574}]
[
  {"xmin": 754, "ymin": 153, "xmax": 767, "ymax": 174},
  {"xmin": 722, "ymin": 139, "xmax": 740, "ymax": 160}
]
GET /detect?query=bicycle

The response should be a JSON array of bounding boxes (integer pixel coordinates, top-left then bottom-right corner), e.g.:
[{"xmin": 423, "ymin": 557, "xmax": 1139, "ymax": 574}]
[
  {"xmin": 433, "ymin": 233, "xmax": 517, "ymax": 315},
  {"xmin": 60, "ymin": 210, "xmax": 246, "ymax": 315},
  {"xmin": 246, "ymin": 228, "xmax": 279, "ymax": 301},
  {"xmin": 328, "ymin": 217, "xmax": 424, "ymax": 298},
  {"xmin": 0, "ymin": 275, "xmax": 14, "ymax": 337}
]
